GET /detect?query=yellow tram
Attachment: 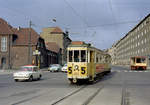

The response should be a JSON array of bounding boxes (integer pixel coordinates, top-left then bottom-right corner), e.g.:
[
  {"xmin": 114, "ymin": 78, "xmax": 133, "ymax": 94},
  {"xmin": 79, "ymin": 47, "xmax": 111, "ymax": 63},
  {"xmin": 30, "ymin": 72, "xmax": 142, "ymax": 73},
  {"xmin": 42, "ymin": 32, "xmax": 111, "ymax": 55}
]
[
  {"xmin": 67, "ymin": 41, "xmax": 111, "ymax": 84},
  {"xmin": 130, "ymin": 56, "xmax": 147, "ymax": 70}
]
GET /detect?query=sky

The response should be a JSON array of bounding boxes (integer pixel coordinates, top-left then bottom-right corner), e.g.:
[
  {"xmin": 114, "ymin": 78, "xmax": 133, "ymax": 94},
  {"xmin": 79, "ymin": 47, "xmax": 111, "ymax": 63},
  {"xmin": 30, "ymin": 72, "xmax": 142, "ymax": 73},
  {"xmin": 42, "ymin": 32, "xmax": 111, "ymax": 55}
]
[{"xmin": 0, "ymin": 0, "xmax": 150, "ymax": 49}]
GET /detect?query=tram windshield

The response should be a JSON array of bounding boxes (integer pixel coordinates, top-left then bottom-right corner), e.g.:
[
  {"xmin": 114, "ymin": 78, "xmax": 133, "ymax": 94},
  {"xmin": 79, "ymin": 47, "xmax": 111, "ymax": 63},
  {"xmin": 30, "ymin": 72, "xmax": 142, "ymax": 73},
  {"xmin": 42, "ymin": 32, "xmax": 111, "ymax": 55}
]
[
  {"xmin": 136, "ymin": 58, "xmax": 146, "ymax": 63},
  {"xmin": 68, "ymin": 50, "xmax": 86, "ymax": 62}
]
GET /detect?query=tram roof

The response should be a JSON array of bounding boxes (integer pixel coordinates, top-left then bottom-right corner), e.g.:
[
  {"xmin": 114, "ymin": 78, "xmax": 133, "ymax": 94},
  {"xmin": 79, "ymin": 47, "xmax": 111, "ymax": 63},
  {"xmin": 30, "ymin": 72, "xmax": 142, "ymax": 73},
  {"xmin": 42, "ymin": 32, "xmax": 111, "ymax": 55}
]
[
  {"xmin": 69, "ymin": 41, "xmax": 91, "ymax": 47},
  {"xmin": 68, "ymin": 41, "xmax": 109, "ymax": 55}
]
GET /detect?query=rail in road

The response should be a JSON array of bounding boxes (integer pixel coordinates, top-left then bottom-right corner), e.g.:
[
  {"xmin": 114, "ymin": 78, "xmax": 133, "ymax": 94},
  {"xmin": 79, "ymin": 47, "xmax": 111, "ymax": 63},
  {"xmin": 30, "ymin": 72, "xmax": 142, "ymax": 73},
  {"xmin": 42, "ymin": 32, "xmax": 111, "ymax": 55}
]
[
  {"xmin": 1, "ymin": 69, "xmax": 150, "ymax": 105},
  {"xmin": 51, "ymin": 83, "xmax": 104, "ymax": 105},
  {"xmin": 51, "ymin": 86, "xmax": 86, "ymax": 105},
  {"xmin": 121, "ymin": 81, "xmax": 130, "ymax": 105}
]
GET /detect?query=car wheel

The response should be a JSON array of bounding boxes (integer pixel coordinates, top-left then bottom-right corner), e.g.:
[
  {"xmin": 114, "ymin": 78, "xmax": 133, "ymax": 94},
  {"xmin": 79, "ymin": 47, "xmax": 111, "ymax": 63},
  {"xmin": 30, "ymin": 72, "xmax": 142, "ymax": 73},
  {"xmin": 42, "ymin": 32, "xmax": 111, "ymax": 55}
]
[
  {"xmin": 14, "ymin": 79, "xmax": 18, "ymax": 82},
  {"xmin": 28, "ymin": 76, "xmax": 33, "ymax": 82}
]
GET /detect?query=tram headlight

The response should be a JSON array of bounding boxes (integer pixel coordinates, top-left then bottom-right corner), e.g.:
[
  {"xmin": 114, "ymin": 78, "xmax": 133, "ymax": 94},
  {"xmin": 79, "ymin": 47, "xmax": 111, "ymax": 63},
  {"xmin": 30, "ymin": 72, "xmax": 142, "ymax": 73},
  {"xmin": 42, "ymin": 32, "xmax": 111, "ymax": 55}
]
[
  {"xmin": 74, "ymin": 65, "xmax": 79, "ymax": 70},
  {"xmin": 81, "ymin": 67, "xmax": 86, "ymax": 74},
  {"xmin": 68, "ymin": 67, "xmax": 72, "ymax": 74}
]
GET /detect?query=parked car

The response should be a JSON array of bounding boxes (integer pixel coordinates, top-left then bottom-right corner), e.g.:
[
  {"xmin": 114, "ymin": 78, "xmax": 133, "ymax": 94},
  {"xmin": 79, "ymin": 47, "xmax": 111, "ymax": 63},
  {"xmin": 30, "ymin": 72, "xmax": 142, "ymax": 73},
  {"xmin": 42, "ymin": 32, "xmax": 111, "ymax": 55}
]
[
  {"xmin": 61, "ymin": 64, "xmax": 67, "ymax": 73},
  {"xmin": 13, "ymin": 65, "xmax": 42, "ymax": 82},
  {"xmin": 48, "ymin": 64, "xmax": 62, "ymax": 72}
]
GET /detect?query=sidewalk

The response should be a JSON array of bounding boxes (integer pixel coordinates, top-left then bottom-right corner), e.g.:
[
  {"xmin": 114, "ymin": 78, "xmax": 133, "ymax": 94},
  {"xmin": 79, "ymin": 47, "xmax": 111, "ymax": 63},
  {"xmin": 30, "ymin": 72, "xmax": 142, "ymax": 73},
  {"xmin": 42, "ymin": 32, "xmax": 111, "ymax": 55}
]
[
  {"xmin": 112, "ymin": 64, "xmax": 150, "ymax": 70},
  {"xmin": 0, "ymin": 67, "xmax": 49, "ymax": 75},
  {"xmin": 0, "ymin": 69, "xmax": 17, "ymax": 75}
]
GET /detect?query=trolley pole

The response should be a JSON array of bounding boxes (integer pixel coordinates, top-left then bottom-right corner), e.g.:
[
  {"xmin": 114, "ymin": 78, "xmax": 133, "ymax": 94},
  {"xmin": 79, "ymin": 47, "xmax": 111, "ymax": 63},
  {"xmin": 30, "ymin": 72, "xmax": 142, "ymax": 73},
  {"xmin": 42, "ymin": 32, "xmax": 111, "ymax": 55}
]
[{"xmin": 28, "ymin": 21, "xmax": 32, "ymax": 64}]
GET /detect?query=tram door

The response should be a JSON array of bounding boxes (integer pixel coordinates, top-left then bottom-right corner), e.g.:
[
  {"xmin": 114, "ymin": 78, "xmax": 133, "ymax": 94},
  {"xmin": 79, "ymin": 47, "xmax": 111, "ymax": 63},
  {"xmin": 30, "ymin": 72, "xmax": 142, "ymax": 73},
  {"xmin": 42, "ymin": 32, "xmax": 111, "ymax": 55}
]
[{"xmin": 90, "ymin": 51, "xmax": 94, "ymax": 80}]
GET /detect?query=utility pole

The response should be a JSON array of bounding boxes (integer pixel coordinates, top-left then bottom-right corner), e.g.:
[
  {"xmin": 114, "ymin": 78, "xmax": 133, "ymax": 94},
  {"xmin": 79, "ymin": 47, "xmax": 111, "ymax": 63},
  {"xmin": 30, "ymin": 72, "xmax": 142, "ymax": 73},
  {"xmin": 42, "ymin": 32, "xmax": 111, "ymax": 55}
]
[{"xmin": 28, "ymin": 21, "xmax": 32, "ymax": 64}]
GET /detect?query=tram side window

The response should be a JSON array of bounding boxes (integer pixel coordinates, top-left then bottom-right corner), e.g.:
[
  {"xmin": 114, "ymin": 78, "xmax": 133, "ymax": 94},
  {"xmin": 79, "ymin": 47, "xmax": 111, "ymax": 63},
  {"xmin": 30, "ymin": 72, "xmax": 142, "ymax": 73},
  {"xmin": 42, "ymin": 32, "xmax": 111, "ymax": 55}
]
[
  {"xmin": 99, "ymin": 56, "xmax": 102, "ymax": 63},
  {"xmin": 69, "ymin": 51, "xmax": 73, "ymax": 62},
  {"xmin": 105, "ymin": 56, "xmax": 108, "ymax": 63},
  {"xmin": 81, "ymin": 50, "xmax": 86, "ymax": 62},
  {"xmin": 74, "ymin": 50, "xmax": 79, "ymax": 62}
]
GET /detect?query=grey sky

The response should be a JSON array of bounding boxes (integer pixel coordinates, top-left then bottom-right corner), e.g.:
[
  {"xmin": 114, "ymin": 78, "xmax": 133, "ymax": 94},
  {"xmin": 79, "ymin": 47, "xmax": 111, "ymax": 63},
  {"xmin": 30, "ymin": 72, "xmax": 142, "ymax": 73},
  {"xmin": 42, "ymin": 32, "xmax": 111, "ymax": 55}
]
[{"xmin": 0, "ymin": 0, "xmax": 150, "ymax": 49}]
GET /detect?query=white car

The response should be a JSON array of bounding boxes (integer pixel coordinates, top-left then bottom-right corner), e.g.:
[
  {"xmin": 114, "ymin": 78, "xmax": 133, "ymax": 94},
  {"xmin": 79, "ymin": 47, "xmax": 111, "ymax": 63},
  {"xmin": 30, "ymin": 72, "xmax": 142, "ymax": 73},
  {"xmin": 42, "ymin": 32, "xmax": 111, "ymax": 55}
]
[
  {"xmin": 61, "ymin": 64, "xmax": 67, "ymax": 73},
  {"xmin": 48, "ymin": 64, "xmax": 62, "ymax": 72},
  {"xmin": 13, "ymin": 65, "xmax": 42, "ymax": 82}
]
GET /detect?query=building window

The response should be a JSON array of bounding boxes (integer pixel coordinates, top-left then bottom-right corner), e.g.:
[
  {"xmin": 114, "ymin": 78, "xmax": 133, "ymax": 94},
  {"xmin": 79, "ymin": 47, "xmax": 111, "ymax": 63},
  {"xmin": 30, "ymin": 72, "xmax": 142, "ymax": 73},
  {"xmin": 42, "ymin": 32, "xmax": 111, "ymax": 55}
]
[
  {"xmin": 142, "ymin": 32, "xmax": 143, "ymax": 36},
  {"xmin": 1, "ymin": 37, "xmax": 7, "ymax": 52},
  {"xmin": 138, "ymin": 34, "xmax": 140, "ymax": 38},
  {"xmin": 142, "ymin": 48, "xmax": 144, "ymax": 52},
  {"xmin": 145, "ymin": 38, "xmax": 147, "ymax": 43},
  {"xmin": 138, "ymin": 42, "xmax": 140, "ymax": 46},
  {"xmin": 141, "ymin": 40, "xmax": 143, "ymax": 44}
]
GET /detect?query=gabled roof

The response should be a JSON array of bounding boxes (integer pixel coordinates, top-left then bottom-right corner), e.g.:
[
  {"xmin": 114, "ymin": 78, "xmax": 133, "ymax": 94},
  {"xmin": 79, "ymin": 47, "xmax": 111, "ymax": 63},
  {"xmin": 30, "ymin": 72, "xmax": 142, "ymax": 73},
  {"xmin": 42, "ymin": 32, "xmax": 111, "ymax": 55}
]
[
  {"xmin": 12, "ymin": 27, "xmax": 39, "ymax": 45},
  {"xmin": 0, "ymin": 18, "xmax": 13, "ymax": 34},
  {"xmin": 46, "ymin": 42, "xmax": 60, "ymax": 53}
]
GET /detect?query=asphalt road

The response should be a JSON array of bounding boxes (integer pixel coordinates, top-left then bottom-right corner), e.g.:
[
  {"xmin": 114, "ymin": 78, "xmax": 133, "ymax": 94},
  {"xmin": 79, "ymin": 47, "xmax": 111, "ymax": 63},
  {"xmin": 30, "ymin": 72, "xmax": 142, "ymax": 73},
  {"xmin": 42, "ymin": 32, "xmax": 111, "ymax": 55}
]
[{"xmin": 0, "ymin": 66, "xmax": 150, "ymax": 105}]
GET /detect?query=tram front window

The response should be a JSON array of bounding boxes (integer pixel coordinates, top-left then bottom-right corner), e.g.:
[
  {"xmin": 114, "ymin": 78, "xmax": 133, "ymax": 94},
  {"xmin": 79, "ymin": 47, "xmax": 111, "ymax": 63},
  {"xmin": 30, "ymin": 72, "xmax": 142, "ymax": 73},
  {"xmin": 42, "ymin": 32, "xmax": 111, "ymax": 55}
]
[
  {"xmin": 69, "ymin": 51, "xmax": 73, "ymax": 62},
  {"xmin": 74, "ymin": 50, "xmax": 80, "ymax": 62},
  {"xmin": 136, "ymin": 58, "xmax": 146, "ymax": 63},
  {"xmin": 81, "ymin": 50, "xmax": 86, "ymax": 62},
  {"xmin": 68, "ymin": 50, "xmax": 86, "ymax": 62}
]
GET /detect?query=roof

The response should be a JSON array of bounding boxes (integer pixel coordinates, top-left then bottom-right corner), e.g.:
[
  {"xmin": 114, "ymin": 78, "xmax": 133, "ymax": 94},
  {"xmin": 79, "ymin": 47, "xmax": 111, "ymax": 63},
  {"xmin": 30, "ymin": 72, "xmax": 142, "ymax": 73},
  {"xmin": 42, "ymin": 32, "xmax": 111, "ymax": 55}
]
[
  {"xmin": 46, "ymin": 42, "xmax": 60, "ymax": 53},
  {"xmin": 0, "ymin": 18, "xmax": 13, "ymax": 34},
  {"xmin": 71, "ymin": 41, "xmax": 85, "ymax": 45},
  {"xmin": 69, "ymin": 41, "xmax": 91, "ymax": 47},
  {"xmin": 12, "ymin": 27, "xmax": 39, "ymax": 45},
  {"xmin": 51, "ymin": 27, "xmax": 63, "ymax": 34},
  {"xmin": 42, "ymin": 27, "xmax": 63, "ymax": 34},
  {"xmin": 131, "ymin": 56, "xmax": 147, "ymax": 58}
]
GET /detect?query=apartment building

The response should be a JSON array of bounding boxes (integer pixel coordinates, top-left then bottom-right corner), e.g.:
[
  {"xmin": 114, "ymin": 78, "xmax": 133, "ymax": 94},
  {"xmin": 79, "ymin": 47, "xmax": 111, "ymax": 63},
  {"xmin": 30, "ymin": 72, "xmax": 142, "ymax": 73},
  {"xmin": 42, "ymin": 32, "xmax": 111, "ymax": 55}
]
[
  {"xmin": 114, "ymin": 14, "xmax": 150, "ymax": 66},
  {"xmin": 108, "ymin": 44, "xmax": 116, "ymax": 65}
]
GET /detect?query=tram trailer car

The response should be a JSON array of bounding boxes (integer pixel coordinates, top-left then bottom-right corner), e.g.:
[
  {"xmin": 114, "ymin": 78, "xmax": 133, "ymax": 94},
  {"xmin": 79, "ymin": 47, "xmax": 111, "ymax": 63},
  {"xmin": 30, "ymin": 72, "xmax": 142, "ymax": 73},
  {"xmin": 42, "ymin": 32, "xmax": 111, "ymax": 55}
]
[
  {"xmin": 130, "ymin": 56, "xmax": 147, "ymax": 70},
  {"xmin": 67, "ymin": 41, "xmax": 111, "ymax": 84}
]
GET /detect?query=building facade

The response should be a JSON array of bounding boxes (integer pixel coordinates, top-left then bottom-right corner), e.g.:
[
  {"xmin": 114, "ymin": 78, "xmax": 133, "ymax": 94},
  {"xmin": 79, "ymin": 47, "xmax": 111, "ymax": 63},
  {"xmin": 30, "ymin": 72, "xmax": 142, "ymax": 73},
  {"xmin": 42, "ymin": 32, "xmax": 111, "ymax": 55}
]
[
  {"xmin": 0, "ymin": 18, "xmax": 56, "ymax": 69},
  {"xmin": 0, "ymin": 18, "xmax": 13, "ymax": 69},
  {"xmin": 46, "ymin": 42, "xmax": 61, "ymax": 65},
  {"xmin": 108, "ymin": 44, "xmax": 116, "ymax": 65},
  {"xmin": 40, "ymin": 27, "xmax": 72, "ymax": 65},
  {"xmin": 113, "ymin": 14, "xmax": 150, "ymax": 66}
]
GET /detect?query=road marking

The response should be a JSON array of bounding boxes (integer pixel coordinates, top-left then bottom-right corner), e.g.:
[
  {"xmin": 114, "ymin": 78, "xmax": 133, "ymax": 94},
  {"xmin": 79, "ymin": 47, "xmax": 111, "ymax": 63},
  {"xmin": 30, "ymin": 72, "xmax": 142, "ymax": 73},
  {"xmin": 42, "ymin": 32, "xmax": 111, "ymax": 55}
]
[{"xmin": 111, "ymin": 70, "xmax": 150, "ymax": 73}]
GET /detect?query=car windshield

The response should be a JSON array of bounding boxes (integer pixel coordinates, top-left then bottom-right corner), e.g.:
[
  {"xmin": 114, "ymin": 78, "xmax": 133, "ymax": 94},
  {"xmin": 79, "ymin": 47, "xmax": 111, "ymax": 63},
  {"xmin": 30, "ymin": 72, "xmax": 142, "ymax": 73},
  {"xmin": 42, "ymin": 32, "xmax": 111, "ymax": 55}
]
[
  {"xmin": 51, "ymin": 64, "xmax": 59, "ymax": 67},
  {"xmin": 21, "ymin": 67, "xmax": 33, "ymax": 71}
]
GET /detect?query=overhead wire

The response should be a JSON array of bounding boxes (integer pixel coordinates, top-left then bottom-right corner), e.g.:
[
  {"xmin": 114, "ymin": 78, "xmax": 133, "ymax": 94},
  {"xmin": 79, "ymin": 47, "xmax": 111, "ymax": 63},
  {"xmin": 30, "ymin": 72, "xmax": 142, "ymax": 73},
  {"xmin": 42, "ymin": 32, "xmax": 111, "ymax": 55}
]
[
  {"xmin": 63, "ymin": 0, "xmax": 88, "ymax": 27},
  {"xmin": 87, "ymin": 20, "xmax": 140, "ymax": 28}
]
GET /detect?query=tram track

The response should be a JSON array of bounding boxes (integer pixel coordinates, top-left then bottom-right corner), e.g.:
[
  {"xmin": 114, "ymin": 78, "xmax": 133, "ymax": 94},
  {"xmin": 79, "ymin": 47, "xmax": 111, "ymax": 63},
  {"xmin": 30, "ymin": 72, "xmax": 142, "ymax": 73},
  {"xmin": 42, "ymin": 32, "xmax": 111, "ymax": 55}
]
[
  {"xmin": 83, "ymin": 85, "xmax": 104, "ymax": 105},
  {"xmin": 51, "ymin": 83, "xmax": 104, "ymax": 105},
  {"xmin": 121, "ymin": 81, "xmax": 130, "ymax": 105},
  {"xmin": 51, "ymin": 85, "xmax": 86, "ymax": 105}
]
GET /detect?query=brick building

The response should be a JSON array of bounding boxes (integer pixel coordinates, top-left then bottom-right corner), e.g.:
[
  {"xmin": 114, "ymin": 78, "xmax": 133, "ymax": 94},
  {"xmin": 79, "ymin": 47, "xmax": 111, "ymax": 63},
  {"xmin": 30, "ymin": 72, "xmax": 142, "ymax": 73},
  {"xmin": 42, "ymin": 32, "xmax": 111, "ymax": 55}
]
[
  {"xmin": 40, "ymin": 27, "xmax": 72, "ymax": 65},
  {"xmin": 0, "ymin": 18, "xmax": 56, "ymax": 69},
  {"xmin": 0, "ymin": 18, "xmax": 13, "ymax": 69},
  {"xmin": 46, "ymin": 42, "xmax": 61, "ymax": 65}
]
